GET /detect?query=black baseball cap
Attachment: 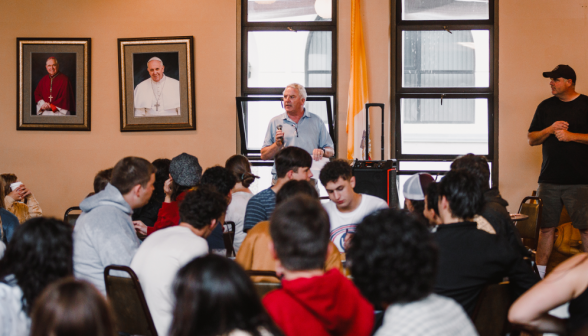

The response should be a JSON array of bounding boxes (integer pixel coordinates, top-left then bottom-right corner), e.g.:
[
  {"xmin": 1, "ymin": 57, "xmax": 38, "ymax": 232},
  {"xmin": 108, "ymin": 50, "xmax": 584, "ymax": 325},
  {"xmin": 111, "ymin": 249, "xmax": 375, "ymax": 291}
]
[{"xmin": 543, "ymin": 64, "xmax": 576, "ymax": 82}]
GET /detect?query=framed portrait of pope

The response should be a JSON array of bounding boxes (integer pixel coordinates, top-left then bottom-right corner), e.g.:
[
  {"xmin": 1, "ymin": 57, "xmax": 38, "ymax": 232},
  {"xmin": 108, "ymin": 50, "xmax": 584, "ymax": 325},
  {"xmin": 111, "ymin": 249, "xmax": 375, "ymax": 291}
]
[
  {"xmin": 17, "ymin": 38, "xmax": 91, "ymax": 131},
  {"xmin": 118, "ymin": 36, "xmax": 196, "ymax": 131}
]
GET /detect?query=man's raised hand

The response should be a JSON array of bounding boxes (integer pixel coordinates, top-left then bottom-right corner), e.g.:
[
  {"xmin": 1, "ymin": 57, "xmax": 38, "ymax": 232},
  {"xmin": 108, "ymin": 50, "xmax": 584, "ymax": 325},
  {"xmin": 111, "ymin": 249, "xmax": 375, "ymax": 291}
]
[{"xmin": 551, "ymin": 120, "xmax": 569, "ymax": 133}]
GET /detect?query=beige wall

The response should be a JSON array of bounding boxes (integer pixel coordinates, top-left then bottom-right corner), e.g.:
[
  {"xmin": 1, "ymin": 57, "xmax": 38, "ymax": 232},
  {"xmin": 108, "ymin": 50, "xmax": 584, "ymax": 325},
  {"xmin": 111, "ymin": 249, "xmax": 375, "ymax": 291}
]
[
  {"xmin": 498, "ymin": 0, "xmax": 588, "ymax": 211},
  {"xmin": 0, "ymin": 0, "xmax": 237, "ymax": 217},
  {"xmin": 2, "ymin": 0, "xmax": 582, "ymax": 217},
  {"xmin": 337, "ymin": 0, "xmax": 391, "ymax": 160}
]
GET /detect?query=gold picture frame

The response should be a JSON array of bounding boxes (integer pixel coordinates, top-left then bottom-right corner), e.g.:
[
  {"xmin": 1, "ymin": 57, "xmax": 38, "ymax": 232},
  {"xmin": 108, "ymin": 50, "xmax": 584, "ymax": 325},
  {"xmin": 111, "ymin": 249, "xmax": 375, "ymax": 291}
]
[
  {"xmin": 17, "ymin": 38, "xmax": 91, "ymax": 131},
  {"xmin": 118, "ymin": 36, "xmax": 196, "ymax": 132}
]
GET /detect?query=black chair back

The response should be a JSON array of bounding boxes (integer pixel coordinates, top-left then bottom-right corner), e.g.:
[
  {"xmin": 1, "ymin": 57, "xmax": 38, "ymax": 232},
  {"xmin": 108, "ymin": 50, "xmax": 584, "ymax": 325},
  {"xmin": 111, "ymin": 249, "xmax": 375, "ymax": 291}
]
[
  {"xmin": 223, "ymin": 221, "xmax": 236, "ymax": 257},
  {"xmin": 64, "ymin": 206, "xmax": 82, "ymax": 227},
  {"xmin": 104, "ymin": 265, "xmax": 158, "ymax": 336},
  {"xmin": 517, "ymin": 196, "xmax": 543, "ymax": 250},
  {"xmin": 472, "ymin": 282, "xmax": 513, "ymax": 336},
  {"xmin": 245, "ymin": 270, "xmax": 281, "ymax": 298}
]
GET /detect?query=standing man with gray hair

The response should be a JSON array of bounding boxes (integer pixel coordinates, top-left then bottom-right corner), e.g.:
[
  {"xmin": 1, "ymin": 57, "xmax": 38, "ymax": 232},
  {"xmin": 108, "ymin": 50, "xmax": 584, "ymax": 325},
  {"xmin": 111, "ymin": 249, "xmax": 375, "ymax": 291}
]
[
  {"xmin": 134, "ymin": 57, "xmax": 181, "ymax": 117},
  {"xmin": 261, "ymin": 83, "xmax": 335, "ymax": 163}
]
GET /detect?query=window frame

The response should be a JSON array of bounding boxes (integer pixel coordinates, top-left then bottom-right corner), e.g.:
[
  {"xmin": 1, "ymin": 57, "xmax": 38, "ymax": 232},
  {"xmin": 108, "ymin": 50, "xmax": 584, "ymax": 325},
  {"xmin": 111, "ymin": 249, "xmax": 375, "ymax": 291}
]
[
  {"xmin": 395, "ymin": 93, "xmax": 494, "ymax": 161},
  {"xmin": 240, "ymin": 0, "xmax": 338, "ymax": 159},
  {"xmin": 235, "ymin": 96, "xmax": 335, "ymax": 159},
  {"xmin": 241, "ymin": 0, "xmax": 338, "ymax": 96},
  {"xmin": 392, "ymin": 0, "xmax": 498, "ymax": 185}
]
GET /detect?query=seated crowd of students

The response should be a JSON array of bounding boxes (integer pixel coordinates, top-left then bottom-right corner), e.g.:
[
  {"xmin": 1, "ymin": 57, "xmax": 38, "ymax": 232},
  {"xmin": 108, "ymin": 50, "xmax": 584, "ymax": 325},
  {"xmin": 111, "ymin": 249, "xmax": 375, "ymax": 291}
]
[{"xmin": 1, "ymin": 150, "xmax": 588, "ymax": 336}]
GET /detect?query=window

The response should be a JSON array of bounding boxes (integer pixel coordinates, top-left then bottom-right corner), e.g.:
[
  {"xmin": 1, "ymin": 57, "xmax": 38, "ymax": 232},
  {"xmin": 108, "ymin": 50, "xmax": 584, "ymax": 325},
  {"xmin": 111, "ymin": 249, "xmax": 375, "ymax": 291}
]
[
  {"xmin": 393, "ymin": 0, "xmax": 496, "ymax": 195},
  {"xmin": 240, "ymin": 0, "xmax": 337, "ymax": 193}
]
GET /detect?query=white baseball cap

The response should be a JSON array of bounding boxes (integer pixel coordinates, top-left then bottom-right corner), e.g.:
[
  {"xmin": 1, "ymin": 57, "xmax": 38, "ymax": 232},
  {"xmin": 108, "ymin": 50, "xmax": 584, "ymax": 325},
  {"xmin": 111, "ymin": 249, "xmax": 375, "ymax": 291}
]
[{"xmin": 403, "ymin": 173, "xmax": 435, "ymax": 201}]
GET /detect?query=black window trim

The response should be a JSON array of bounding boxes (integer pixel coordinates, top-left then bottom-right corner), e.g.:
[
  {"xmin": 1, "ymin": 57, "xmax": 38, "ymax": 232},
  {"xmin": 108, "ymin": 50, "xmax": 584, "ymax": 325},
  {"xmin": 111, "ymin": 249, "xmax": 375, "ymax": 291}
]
[
  {"xmin": 395, "ymin": 0, "xmax": 495, "ymax": 25},
  {"xmin": 392, "ymin": 0, "xmax": 497, "ymax": 185},
  {"xmin": 236, "ymin": 96, "xmax": 335, "ymax": 160},
  {"xmin": 394, "ymin": 93, "xmax": 494, "ymax": 161},
  {"xmin": 240, "ymin": 0, "xmax": 338, "ymax": 160}
]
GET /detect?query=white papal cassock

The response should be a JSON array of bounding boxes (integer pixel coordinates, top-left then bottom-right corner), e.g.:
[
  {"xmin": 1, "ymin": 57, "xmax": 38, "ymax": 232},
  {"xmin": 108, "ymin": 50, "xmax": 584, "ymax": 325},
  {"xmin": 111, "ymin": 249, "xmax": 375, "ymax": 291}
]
[{"xmin": 134, "ymin": 75, "xmax": 181, "ymax": 117}]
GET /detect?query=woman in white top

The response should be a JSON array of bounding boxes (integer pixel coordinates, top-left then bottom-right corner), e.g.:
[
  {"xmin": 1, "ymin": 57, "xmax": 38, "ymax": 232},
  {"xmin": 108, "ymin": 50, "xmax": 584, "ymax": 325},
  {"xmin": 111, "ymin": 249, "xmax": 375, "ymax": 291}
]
[
  {"xmin": 0, "ymin": 217, "xmax": 73, "ymax": 336},
  {"xmin": 225, "ymin": 155, "xmax": 259, "ymax": 253},
  {"xmin": 169, "ymin": 254, "xmax": 283, "ymax": 336}
]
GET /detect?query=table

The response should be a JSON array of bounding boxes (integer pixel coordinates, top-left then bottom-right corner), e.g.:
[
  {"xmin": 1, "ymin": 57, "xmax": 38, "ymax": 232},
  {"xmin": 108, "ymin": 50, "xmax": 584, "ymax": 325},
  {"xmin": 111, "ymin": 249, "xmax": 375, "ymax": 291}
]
[{"xmin": 510, "ymin": 213, "xmax": 529, "ymax": 222}]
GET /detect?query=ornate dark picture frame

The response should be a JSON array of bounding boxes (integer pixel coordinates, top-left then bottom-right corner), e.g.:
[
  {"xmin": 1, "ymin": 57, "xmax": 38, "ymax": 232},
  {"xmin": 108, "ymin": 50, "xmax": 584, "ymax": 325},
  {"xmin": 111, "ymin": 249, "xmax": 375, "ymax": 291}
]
[
  {"xmin": 118, "ymin": 36, "xmax": 196, "ymax": 132},
  {"xmin": 17, "ymin": 38, "xmax": 91, "ymax": 131}
]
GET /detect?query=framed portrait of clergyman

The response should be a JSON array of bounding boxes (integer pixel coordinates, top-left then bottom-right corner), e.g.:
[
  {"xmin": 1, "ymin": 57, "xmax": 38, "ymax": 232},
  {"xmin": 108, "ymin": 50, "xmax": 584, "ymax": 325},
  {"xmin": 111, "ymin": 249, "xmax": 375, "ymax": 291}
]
[
  {"xmin": 118, "ymin": 36, "xmax": 195, "ymax": 132},
  {"xmin": 17, "ymin": 38, "xmax": 91, "ymax": 131}
]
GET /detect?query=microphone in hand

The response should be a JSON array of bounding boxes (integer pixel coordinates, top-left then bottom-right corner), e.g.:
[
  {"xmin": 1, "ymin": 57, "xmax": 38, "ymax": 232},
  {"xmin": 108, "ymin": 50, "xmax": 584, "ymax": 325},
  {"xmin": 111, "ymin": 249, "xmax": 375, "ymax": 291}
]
[{"xmin": 276, "ymin": 125, "xmax": 284, "ymax": 147}]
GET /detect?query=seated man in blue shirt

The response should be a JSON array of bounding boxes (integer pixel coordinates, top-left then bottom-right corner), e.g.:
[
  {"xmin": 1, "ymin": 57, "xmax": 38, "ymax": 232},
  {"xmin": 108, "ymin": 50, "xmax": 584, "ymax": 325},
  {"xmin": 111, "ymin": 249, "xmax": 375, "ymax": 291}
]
[
  {"xmin": 244, "ymin": 146, "xmax": 313, "ymax": 232},
  {"xmin": 261, "ymin": 83, "xmax": 334, "ymax": 164}
]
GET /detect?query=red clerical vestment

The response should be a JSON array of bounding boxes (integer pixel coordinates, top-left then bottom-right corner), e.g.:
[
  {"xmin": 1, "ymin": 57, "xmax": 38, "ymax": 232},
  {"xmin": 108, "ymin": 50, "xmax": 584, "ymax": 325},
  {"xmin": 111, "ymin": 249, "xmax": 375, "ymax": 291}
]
[{"xmin": 33, "ymin": 73, "xmax": 75, "ymax": 114}]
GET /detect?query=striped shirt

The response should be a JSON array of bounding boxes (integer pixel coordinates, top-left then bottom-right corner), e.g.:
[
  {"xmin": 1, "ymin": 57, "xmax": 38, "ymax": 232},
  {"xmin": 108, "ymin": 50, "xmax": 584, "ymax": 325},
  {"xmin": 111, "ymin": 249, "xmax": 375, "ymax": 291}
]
[
  {"xmin": 375, "ymin": 294, "xmax": 478, "ymax": 336},
  {"xmin": 243, "ymin": 188, "xmax": 276, "ymax": 231}
]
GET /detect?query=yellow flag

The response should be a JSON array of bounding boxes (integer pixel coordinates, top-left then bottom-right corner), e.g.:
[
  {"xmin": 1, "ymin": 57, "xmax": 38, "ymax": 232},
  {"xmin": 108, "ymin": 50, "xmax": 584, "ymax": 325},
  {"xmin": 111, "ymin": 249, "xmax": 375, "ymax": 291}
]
[{"xmin": 346, "ymin": 0, "xmax": 370, "ymax": 160}]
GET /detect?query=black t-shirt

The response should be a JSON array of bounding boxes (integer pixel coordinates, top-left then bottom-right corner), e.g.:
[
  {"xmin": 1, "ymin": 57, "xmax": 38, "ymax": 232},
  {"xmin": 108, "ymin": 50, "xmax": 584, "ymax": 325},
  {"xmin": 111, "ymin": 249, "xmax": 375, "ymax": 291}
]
[{"xmin": 528, "ymin": 94, "xmax": 588, "ymax": 184}]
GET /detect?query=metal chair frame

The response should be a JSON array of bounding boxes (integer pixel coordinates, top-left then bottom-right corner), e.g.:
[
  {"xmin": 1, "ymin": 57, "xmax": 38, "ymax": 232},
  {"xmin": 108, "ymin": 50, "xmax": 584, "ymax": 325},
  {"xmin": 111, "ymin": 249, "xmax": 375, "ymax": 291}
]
[
  {"xmin": 63, "ymin": 206, "xmax": 81, "ymax": 227},
  {"xmin": 104, "ymin": 265, "xmax": 158, "ymax": 336},
  {"xmin": 471, "ymin": 281, "xmax": 513, "ymax": 336},
  {"xmin": 223, "ymin": 221, "xmax": 236, "ymax": 257},
  {"xmin": 245, "ymin": 270, "xmax": 281, "ymax": 299},
  {"xmin": 517, "ymin": 196, "xmax": 543, "ymax": 248}
]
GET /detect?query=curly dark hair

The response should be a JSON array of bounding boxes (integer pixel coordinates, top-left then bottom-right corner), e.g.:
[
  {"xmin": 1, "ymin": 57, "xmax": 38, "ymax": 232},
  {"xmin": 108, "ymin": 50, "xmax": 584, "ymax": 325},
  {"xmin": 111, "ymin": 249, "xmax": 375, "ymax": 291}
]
[
  {"xmin": 450, "ymin": 153, "xmax": 491, "ymax": 191},
  {"xmin": 318, "ymin": 159, "xmax": 352, "ymax": 187},
  {"xmin": 347, "ymin": 208, "xmax": 437, "ymax": 305},
  {"xmin": 438, "ymin": 169, "xmax": 484, "ymax": 220},
  {"xmin": 179, "ymin": 186, "xmax": 228, "ymax": 230},
  {"xmin": 200, "ymin": 166, "xmax": 237, "ymax": 196},
  {"xmin": 170, "ymin": 255, "xmax": 283, "ymax": 336},
  {"xmin": 0, "ymin": 217, "xmax": 73, "ymax": 314}
]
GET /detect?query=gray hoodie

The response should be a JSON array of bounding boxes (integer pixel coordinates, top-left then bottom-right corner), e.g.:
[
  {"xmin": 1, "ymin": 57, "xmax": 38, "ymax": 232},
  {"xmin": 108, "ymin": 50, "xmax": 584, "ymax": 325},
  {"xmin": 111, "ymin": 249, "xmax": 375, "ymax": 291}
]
[{"xmin": 73, "ymin": 183, "xmax": 141, "ymax": 295}]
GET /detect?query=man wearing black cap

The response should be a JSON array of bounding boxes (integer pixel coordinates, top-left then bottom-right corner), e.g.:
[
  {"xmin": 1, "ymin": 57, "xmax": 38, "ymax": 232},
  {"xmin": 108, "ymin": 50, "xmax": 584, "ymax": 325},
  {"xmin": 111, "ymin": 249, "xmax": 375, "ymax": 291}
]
[{"xmin": 528, "ymin": 64, "xmax": 588, "ymax": 278}]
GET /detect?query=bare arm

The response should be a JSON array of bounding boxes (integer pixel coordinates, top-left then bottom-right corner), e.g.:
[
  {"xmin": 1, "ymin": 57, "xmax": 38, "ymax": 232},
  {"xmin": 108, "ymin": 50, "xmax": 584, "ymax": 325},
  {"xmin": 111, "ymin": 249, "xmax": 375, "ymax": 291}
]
[
  {"xmin": 528, "ymin": 129, "xmax": 554, "ymax": 146},
  {"xmin": 509, "ymin": 253, "xmax": 588, "ymax": 334},
  {"xmin": 260, "ymin": 142, "xmax": 284, "ymax": 160},
  {"xmin": 323, "ymin": 146, "xmax": 334, "ymax": 158},
  {"xmin": 260, "ymin": 129, "xmax": 284, "ymax": 160},
  {"xmin": 555, "ymin": 130, "xmax": 588, "ymax": 145},
  {"xmin": 528, "ymin": 120, "xmax": 569, "ymax": 146}
]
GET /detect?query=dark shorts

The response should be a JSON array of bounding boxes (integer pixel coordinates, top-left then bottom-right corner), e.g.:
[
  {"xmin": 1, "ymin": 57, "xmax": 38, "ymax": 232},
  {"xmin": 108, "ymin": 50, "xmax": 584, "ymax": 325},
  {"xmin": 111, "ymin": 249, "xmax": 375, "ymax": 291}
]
[{"xmin": 537, "ymin": 183, "xmax": 588, "ymax": 229}]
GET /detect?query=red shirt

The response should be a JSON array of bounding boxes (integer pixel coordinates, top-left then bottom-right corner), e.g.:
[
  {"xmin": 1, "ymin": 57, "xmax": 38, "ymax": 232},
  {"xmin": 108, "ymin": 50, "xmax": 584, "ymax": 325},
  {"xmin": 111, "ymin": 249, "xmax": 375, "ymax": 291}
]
[
  {"xmin": 262, "ymin": 269, "xmax": 374, "ymax": 336},
  {"xmin": 147, "ymin": 191, "xmax": 188, "ymax": 236}
]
